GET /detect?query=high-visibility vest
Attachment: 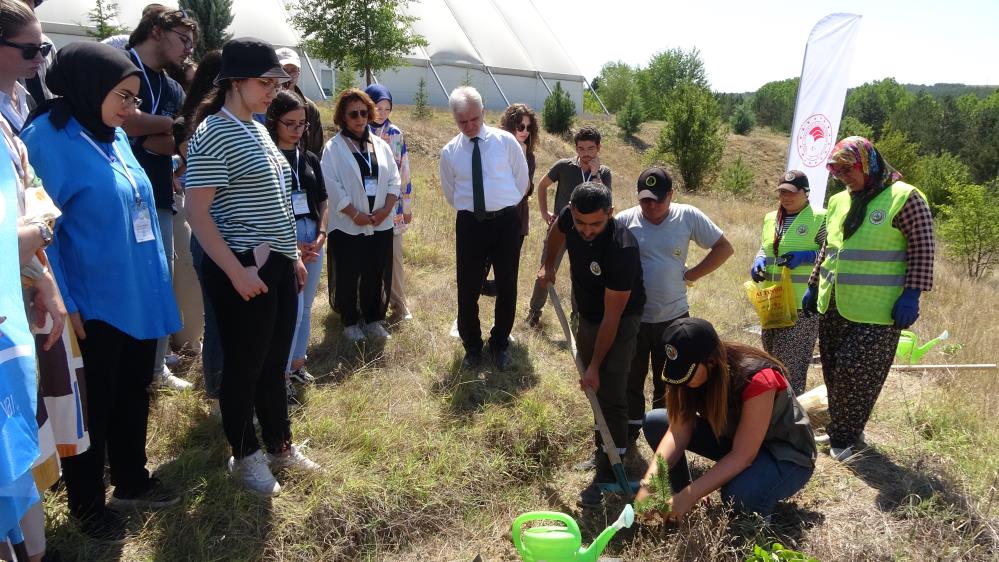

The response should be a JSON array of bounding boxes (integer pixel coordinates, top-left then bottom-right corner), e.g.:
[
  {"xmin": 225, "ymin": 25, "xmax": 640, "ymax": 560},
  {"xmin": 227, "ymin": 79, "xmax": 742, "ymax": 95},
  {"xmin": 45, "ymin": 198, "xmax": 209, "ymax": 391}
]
[
  {"xmin": 759, "ymin": 205, "xmax": 825, "ymax": 305},
  {"xmin": 818, "ymin": 182, "xmax": 915, "ymax": 324}
]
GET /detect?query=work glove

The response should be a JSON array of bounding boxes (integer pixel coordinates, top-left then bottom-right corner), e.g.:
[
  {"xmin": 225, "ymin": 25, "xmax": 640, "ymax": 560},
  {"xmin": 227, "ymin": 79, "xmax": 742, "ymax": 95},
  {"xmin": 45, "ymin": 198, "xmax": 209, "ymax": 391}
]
[
  {"xmin": 802, "ymin": 284, "xmax": 818, "ymax": 314},
  {"xmin": 777, "ymin": 250, "xmax": 818, "ymax": 270},
  {"xmin": 892, "ymin": 288, "xmax": 921, "ymax": 329},
  {"xmin": 750, "ymin": 256, "xmax": 767, "ymax": 282}
]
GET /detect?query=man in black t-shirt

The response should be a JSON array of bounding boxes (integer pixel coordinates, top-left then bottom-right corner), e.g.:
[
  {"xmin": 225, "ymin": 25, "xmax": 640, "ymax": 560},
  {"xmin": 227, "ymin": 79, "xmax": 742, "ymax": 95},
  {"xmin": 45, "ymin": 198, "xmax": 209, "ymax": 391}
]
[
  {"xmin": 537, "ymin": 182, "xmax": 645, "ymax": 507},
  {"xmin": 122, "ymin": 6, "xmax": 198, "ymax": 390}
]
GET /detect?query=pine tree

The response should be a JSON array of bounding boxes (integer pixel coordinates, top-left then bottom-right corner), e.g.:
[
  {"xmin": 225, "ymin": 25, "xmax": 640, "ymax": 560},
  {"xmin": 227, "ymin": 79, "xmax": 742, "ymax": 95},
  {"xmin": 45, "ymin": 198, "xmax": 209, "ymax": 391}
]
[
  {"xmin": 84, "ymin": 0, "xmax": 129, "ymax": 40},
  {"xmin": 179, "ymin": 0, "xmax": 234, "ymax": 61},
  {"xmin": 412, "ymin": 77, "xmax": 431, "ymax": 120}
]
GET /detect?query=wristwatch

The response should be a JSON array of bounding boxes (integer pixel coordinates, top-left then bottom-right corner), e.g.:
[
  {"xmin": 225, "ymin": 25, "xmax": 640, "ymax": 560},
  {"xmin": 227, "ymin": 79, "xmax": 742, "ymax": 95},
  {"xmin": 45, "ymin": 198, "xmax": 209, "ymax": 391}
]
[{"xmin": 36, "ymin": 222, "xmax": 53, "ymax": 247}]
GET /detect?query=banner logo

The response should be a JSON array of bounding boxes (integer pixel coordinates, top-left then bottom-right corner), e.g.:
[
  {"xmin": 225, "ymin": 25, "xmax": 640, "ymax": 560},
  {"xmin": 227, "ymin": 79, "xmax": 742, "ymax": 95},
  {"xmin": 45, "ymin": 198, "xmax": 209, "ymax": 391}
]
[{"xmin": 796, "ymin": 114, "xmax": 835, "ymax": 167}]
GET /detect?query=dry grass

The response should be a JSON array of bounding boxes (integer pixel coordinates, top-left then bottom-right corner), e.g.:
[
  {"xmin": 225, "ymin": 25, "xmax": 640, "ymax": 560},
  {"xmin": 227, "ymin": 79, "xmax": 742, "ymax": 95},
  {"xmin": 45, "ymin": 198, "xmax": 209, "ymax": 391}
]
[{"xmin": 43, "ymin": 106, "xmax": 999, "ymax": 561}]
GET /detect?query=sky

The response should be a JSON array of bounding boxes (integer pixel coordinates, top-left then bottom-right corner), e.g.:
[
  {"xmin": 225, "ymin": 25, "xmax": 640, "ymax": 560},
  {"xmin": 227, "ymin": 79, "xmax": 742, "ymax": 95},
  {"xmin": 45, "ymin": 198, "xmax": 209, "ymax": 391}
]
[{"xmin": 532, "ymin": 0, "xmax": 999, "ymax": 92}]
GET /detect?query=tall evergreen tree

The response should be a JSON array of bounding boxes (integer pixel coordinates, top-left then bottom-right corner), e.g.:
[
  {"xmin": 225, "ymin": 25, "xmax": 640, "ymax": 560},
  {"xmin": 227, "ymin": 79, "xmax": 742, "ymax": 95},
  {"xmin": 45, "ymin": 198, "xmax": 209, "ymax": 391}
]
[
  {"xmin": 84, "ymin": 0, "xmax": 129, "ymax": 40},
  {"xmin": 179, "ymin": 0, "xmax": 234, "ymax": 61}
]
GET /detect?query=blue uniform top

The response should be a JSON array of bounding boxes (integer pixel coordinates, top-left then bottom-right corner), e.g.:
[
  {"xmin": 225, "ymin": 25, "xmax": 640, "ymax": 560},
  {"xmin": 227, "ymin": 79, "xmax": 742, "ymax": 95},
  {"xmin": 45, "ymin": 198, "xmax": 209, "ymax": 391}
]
[{"xmin": 21, "ymin": 113, "xmax": 180, "ymax": 340}]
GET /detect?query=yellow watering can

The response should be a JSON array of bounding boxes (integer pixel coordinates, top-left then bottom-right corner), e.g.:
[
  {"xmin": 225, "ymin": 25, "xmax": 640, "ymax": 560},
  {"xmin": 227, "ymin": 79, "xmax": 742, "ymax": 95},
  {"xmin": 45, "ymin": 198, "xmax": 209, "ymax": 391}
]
[
  {"xmin": 896, "ymin": 329, "xmax": 949, "ymax": 364},
  {"xmin": 511, "ymin": 505, "xmax": 634, "ymax": 562}
]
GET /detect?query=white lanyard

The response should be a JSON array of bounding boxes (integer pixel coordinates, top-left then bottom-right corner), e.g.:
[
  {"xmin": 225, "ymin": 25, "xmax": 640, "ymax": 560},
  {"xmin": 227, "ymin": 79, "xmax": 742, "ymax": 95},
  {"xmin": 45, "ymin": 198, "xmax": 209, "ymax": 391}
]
[
  {"xmin": 221, "ymin": 107, "xmax": 285, "ymax": 193},
  {"xmin": 1, "ymin": 128, "xmax": 23, "ymax": 179},
  {"xmin": 130, "ymin": 49, "xmax": 162, "ymax": 114},
  {"xmin": 580, "ymin": 163, "xmax": 594, "ymax": 184},
  {"xmin": 349, "ymin": 137, "xmax": 374, "ymax": 175},
  {"xmin": 80, "ymin": 132, "xmax": 142, "ymax": 207},
  {"xmin": 289, "ymin": 149, "xmax": 301, "ymax": 191}
]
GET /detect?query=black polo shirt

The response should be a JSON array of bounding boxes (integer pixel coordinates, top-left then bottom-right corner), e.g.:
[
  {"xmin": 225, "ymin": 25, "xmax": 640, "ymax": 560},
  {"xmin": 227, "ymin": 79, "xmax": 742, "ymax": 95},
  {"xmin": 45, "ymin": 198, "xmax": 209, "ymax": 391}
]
[{"xmin": 557, "ymin": 206, "xmax": 645, "ymax": 322}]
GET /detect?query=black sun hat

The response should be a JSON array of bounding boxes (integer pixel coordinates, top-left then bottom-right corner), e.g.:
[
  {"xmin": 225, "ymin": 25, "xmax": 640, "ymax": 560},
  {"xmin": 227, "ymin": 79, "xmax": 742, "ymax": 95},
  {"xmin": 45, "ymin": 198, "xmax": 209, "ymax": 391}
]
[
  {"xmin": 661, "ymin": 317, "xmax": 720, "ymax": 385},
  {"xmin": 216, "ymin": 37, "xmax": 291, "ymax": 84}
]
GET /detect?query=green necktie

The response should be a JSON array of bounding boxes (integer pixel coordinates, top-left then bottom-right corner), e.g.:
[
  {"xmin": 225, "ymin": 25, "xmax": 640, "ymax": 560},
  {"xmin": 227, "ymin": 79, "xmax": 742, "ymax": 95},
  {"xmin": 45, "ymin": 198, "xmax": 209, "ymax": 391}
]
[{"xmin": 471, "ymin": 136, "xmax": 485, "ymax": 221}]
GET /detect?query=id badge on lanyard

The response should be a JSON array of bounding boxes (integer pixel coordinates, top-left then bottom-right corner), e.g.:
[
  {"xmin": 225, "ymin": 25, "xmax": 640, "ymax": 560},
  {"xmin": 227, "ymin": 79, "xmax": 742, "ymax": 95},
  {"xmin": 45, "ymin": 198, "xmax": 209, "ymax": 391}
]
[
  {"xmin": 292, "ymin": 191, "xmax": 310, "ymax": 216},
  {"xmin": 81, "ymin": 132, "xmax": 155, "ymax": 243},
  {"xmin": 363, "ymin": 176, "xmax": 378, "ymax": 197}
]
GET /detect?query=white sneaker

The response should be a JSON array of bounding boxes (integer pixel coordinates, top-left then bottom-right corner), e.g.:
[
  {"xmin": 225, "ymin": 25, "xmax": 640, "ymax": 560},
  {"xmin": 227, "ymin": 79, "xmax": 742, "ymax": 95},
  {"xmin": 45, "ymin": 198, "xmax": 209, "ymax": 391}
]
[
  {"xmin": 228, "ymin": 450, "xmax": 281, "ymax": 497},
  {"xmin": 155, "ymin": 366, "xmax": 193, "ymax": 390},
  {"xmin": 344, "ymin": 324, "xmax": 366, "ymax": 343},
  {"xmin": 363, "ymin": 321, "xmax": 391, "ymax": 340},
  {"xmin": 267, "ymin": 444, "xmax": 322, "ymax": 473}
]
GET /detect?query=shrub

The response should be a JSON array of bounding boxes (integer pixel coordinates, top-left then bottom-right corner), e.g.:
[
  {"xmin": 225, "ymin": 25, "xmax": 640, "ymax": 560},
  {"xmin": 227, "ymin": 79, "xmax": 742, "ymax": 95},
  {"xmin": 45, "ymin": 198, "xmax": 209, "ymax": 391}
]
[
  {"xmin": 543, "ymin": 81, "xmax": 576, "ymax": 136},
  {"xmin": 654, "ymin": 82, "xmax": 724, "ymax": 191},
  {"xmin": 720, "ymin": 156, "xmax": 754, "ymax": 195},
  {"xmin": 583, "ymin": 90, "xmax": 603, "ymax": 114},
  {"xmin": 335, "ymin": 64, "xmax": 355, "ymax": 95},
  {"xmin": 752, "ymin": 77, "xmax": 798, "ymax": 133},
  {"xmin": 730, "ymin": 103, "xmax": 756, "ymax": 135},
  {"xmin": 635, "ymin": 48, "xmax": 708, "ymax": 120},
  {"xmin": 836, "ymin": 115, "xmax": 874, "ymax": 141},
  {"xmin": 915, "ymin": 151, "xmax": 971, "ymax": 213},
  {"xmin": 616, "ymin": 92, "xmax": 644, "ymax": 137},
  {"xmin": 411, "ymin": 77, "xmax": 431, "ymax": 120},
  {"xmin": 938, "ymin": 182, "xmax": 999, "ymax": 279},
  {"xmin": 596, "ymin": 61, "xmax": 637, "ymax": 113}
]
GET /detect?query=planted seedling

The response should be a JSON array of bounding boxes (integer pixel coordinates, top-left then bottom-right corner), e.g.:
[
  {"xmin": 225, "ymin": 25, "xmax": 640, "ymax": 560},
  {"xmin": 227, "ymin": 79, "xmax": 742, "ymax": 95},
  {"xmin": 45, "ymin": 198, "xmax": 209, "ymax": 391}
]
[
  {"xmin": 634, "ymin": 454, "xmax": 672, "ymax": 519},
  {"xmin": 745, "ymin": 542, "xmax": 819, "ymax": 562}
]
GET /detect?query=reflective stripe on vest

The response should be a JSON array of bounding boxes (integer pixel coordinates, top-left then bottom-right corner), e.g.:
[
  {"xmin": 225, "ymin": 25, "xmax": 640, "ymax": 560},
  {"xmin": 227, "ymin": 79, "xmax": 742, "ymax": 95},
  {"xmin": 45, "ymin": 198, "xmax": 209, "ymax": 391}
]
[
  {"xmin": 818, "ymin": 182, "xmax": 915, "ymax": 324},
  {"xmin": 759, "ymin": 205, "xmax": 825, "ymax": 305}
]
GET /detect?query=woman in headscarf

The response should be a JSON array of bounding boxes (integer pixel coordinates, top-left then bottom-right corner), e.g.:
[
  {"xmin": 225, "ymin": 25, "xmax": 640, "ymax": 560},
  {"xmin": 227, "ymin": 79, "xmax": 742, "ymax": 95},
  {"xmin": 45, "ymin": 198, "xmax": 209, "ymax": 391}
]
[
  {"xmin": 748, "ymin": 170, "xmax": 825, "ymax": 395},
  {"xmin": 364, "ymin": 83, "xmax": 412, "ymax": 321},
  {"xmin": 801, "ymin": 136, "xmax": 935, "ymax": 461},
  {"xmin": 21, "ymin": 42, "xmax": 181, "ymax": 539}
]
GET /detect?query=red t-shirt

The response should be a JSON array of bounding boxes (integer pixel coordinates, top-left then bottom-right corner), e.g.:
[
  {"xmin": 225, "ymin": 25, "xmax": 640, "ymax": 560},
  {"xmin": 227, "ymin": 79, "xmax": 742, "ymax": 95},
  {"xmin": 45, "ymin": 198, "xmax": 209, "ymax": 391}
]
[{"xmin": 741, "ymin": 368, "xmax": 789, "ymax": 401}]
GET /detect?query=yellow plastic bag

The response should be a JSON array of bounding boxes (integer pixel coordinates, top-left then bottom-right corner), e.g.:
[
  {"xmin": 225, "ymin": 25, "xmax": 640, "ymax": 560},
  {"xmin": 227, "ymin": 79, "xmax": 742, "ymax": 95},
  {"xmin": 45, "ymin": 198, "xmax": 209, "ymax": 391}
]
[{"xmin": 744, "ymin": 267, "xmax": 798, "ymax": 329}]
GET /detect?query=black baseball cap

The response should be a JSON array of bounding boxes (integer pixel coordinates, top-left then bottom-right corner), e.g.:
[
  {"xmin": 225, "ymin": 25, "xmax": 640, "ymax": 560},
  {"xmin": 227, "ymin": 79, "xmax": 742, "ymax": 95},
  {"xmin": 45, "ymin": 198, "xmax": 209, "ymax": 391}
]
[
  {"xmin": 777, "ymin": 170, "xmax": 809, "ymax": 192},
  {"xmin": 661, "ymin": 318, "xmax": 720, "ymax": 385},
  {"xmin": 636, "ymin": 166, "xmax": 673, "ymax": 201},
  {"xmin": 216, "ymin": 37, "xmax": 291, "ymax": 83}
]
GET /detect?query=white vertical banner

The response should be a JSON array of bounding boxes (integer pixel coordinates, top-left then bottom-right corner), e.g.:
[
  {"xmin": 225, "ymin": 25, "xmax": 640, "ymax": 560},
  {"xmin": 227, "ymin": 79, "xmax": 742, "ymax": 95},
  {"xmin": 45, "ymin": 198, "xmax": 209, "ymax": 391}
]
[{"xmin": 786, "ymin": 13, "xmax": 862, "ymax": 208}]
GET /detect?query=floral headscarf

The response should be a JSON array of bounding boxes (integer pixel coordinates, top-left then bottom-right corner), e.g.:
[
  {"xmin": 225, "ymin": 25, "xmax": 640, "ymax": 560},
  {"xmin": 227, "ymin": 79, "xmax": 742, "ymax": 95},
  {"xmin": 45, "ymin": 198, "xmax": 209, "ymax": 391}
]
[{"xmin": 826, "ymin": 136, "xmax": 903, "ymax": 239}]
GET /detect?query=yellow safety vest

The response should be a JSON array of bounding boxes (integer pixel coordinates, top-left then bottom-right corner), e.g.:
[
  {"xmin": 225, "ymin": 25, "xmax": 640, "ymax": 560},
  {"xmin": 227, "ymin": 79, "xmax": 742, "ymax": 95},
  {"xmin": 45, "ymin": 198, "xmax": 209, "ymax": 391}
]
[
  {"xmin": 818, "ymin": 182, "xmax": 915, "ymax": 324},
  {"xmin": 759, "ymin": 205, "xmax": 825, "ymax": 305}
]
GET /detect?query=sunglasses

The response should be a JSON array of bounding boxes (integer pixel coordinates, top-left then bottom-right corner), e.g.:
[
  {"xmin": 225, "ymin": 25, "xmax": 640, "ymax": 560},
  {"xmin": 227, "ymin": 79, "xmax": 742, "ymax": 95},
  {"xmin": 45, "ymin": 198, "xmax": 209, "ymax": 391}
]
[
  {"xmin": 827, "ymin": 163, "xmax": 854, "ymax": 179},
  {"xmin": 347, "ymin": 109, "xmax": 369, "ymax": 119},
  {"xmin": 112, "ymin": 90, "xmax": 143, "ymax": 109},
  {"xmin": 515, "ymin": 123, "xmax": 530, "ymax": 132},
  {"xmin": 0, "ymin": 38, "xmax": 53, "ymax": 61},
  {"xmin": 280, "ymin": 120, "xmax": 309, "ymax": 132}
]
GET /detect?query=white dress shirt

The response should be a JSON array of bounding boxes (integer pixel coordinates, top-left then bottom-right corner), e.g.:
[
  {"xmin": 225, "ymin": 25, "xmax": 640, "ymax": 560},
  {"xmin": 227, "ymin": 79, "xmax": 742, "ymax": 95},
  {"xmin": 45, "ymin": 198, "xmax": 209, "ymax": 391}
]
[
  {"xmin": 321, "ymin": 132, "xmax": 402, "ymax": 236},
  {"xmin": 0, "ymin": 82, "xmax": 32, "ymax": 132},
  {"xmin": 438, "ymin": 124, "xmax": 529, "ymax": 212}
]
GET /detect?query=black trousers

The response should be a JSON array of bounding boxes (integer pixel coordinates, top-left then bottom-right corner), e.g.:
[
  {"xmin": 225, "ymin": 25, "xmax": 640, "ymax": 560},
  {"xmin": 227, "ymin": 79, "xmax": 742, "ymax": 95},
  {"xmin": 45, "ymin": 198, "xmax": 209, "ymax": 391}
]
[
  {"xmin": 626, "ymin": 312, "xmax": 690, "ymax": 435},
  {"xmin": 455, "ymin": 208, "xmax": 523, "ymax": 352},
  {"xmin": 203, "ymin": 252, "xmax": 296, "ymax": 459},
  {"xmin": 61, "ymin": 320, "xmax": 156, "ymax": 519},
  {"xmin": 576, "ymin": 314, "xmax": 642, "ymax": 456},
  {"xmin": 329, "ymin": 229, "xmax": 393, "ymax": 327}
]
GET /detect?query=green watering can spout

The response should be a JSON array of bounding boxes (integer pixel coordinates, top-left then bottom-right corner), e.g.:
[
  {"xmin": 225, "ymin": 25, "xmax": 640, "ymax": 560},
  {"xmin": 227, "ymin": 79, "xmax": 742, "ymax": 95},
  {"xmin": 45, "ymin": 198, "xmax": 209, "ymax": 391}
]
[
  {"xmin": 511, "ymin": 505, "xmax": 634, "ymax": 562},
  {"xmin": 896, "ymin": 329, "xmax": 949, "ymax": 364}
]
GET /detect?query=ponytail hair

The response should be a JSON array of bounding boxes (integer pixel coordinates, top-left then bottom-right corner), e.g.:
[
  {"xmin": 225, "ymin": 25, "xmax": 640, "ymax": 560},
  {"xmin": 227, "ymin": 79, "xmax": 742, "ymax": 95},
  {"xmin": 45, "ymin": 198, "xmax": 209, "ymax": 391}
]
[{"xmin": 193, "ymin": 80, "xmax": 232, "ymax": 128}]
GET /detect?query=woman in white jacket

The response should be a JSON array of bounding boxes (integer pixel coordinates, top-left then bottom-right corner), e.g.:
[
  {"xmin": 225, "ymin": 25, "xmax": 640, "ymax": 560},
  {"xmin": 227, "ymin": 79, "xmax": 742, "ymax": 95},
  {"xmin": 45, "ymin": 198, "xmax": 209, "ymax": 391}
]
[{"xmin": 321, "ymin": 88, "xmax": 400, "ymax": 343}]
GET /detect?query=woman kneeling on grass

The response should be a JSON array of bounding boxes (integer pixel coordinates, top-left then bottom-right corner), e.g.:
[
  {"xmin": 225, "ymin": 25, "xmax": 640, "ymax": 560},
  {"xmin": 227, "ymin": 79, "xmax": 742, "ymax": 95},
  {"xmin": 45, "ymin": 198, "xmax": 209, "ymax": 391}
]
[{"xmin": 636, "ymin": 318, "xmax": 816, "ymax": 519}]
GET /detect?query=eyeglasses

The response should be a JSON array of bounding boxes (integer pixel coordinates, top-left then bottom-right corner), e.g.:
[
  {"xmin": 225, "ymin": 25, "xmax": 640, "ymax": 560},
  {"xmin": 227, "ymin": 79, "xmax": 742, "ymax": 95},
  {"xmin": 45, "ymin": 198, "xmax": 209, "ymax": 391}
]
[
  {"xmin": 112, "ymin": 90, "xmax": 143, "ymax": 109},
  {"xmin": 256, "ymin": 78, "xmax": 285, "ymax": 91},
  {"xmin": 827, "ymin": 163, "xmax": 853, "ymax": 179},
  {"xmin": 280, "ymin": 120, "xmax": 309, "ymax": 132},
  {"xmin": 347, "ymin": 109, "xmax": 369, "ymax": 119},
  {"xmin": 0, "ymin": 38, "xmax": 53, "ymax": 61},
  {"xmin": 168, "ymin": 28, "xmax": 194, "ymax": 50},
  {"xmin": 515, "ymin": 123, "xmax": 529, "ymax": 132}
]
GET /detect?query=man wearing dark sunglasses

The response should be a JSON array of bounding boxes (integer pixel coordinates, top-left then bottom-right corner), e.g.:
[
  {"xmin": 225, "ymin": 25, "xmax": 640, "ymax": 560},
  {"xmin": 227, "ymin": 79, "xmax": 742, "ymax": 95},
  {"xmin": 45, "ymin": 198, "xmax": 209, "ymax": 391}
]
[{"xmin": 121, "ymin": 5, "xmax": 199, "ymax": 390}]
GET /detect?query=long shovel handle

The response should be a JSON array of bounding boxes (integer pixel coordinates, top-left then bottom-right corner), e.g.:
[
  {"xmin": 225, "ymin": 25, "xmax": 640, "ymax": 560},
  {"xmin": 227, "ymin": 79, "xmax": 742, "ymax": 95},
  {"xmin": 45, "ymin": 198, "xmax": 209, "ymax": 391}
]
[{"xmin": 547, "ymin": 285, "xmax": 632, "ymax": 499}]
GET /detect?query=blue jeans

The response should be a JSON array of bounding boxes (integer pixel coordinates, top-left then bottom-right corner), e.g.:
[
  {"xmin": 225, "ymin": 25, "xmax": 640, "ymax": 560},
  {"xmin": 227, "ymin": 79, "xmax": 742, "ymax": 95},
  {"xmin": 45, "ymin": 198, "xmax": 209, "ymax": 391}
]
[
  {"xmin": 643, "ymin": 409, "xmax": 814, "ymax": 516},
  {"xmin": 288, "ymin": 218, "xmax": 324, "ymax": 369},
  {"xmin": 190, "ymin": 236, "xmax": 223, "ymax": 399}
]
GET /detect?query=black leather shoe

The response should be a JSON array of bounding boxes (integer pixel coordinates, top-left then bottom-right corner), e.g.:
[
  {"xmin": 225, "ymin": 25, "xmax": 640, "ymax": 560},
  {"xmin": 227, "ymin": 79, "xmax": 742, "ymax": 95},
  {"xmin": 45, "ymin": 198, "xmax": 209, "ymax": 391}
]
[
  {"xmin": 492, "ymin": 348, "xmax": 511, "ymax": 371},
  {"xmin": 462, "ymin": 350, "xmax": 483, "ymax": 369}
]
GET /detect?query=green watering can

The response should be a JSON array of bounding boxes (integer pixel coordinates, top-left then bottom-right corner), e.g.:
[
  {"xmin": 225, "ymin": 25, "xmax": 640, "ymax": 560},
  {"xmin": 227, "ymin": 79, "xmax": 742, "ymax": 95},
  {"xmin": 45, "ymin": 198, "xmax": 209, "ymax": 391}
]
[
  {"xmin": 896, "ymin": 329, "xmax": 949, "ymax": 364},
  {"xmin": 511, "ymin": 505, "xmax": 634, "ymax": 562}
]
